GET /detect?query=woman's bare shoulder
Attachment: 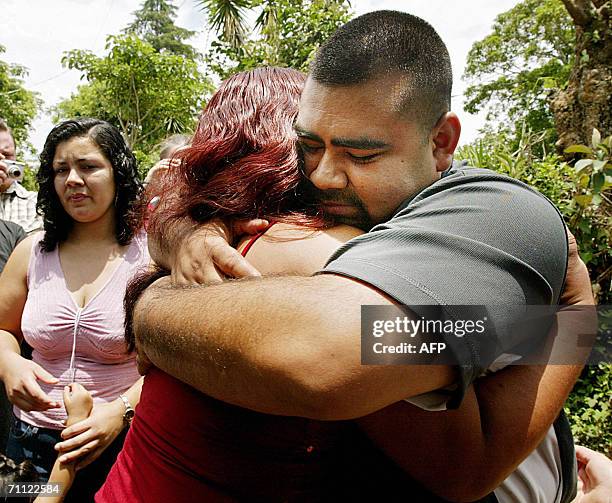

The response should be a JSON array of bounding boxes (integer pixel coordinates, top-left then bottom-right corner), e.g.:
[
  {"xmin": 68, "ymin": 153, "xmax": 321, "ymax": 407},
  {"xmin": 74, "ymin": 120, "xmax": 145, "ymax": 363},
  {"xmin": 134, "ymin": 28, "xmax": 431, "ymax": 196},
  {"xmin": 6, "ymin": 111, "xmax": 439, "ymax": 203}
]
[
  {"xmin": 5, "ymin": 233, "xmax": 38, "ymax": 270},
  {"xmin": 237, "ymin": 222, "xmax": 364, "ymax": 276}
]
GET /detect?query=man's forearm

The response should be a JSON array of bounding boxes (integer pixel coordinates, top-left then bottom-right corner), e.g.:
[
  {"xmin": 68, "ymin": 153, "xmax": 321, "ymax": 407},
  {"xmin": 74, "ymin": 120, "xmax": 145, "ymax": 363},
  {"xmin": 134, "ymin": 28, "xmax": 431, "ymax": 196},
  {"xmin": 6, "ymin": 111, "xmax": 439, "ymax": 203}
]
[{"xmin": 134, "ymin": 274, "xmax": 455, "ymax": 419}]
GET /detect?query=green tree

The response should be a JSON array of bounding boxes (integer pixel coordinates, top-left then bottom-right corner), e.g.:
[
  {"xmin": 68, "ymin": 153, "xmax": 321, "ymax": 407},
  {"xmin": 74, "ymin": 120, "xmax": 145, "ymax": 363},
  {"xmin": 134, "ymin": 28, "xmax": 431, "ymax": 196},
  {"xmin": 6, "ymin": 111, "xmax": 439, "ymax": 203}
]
[
  {"xmin": 126, "ymin": 0, "xmax": 199, "ymax": 59},
  {"xmin": 199, "ymin": 0, "xmax": 251, "ymax": 51},
  {"xmin": 551, "ymin": 0, "xmax": 611, "ymax": 153},
  {"xmin": 198, "ymin": 0, "xmax": 352, "ymax": 78},
  {"xmin": 463, "ymin": 0, "xmax": 575, "ymax": 140},
  {"xmin": 0, "ymin": 45, "xmax": 40, "ymax": 150},
  {"xmin": 56, "ymin": 34, "xmax": 211, "ymax": 167}
]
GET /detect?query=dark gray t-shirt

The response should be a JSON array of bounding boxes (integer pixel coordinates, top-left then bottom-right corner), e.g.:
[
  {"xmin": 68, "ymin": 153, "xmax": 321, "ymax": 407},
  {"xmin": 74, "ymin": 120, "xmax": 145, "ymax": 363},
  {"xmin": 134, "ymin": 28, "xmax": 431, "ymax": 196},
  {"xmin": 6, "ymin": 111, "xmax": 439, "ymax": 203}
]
[
  {"xmin": 321, "ymin": 162, "xmax": 568, "ymax": 408},
  {"xmin": 0, "ymin": 218, "xmax": 26, "ymax": 273}
]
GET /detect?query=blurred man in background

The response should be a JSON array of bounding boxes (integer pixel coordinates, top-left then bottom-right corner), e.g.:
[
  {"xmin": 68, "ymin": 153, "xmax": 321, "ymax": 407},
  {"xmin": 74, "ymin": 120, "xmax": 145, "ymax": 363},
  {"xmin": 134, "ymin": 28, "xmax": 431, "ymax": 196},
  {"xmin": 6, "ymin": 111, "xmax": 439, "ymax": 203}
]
[{"xmin": 0, "ymin": 119, "xmax": 41, "ymax": 233}]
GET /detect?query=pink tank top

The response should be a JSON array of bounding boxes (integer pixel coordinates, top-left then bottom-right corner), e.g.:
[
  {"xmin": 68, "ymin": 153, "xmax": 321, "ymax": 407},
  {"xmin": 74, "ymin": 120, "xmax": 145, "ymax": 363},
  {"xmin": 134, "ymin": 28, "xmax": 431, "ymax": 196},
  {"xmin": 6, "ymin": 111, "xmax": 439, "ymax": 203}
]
[{"xmin": 17, "ymin": 231, "xmax": 150, "ymax": 429}]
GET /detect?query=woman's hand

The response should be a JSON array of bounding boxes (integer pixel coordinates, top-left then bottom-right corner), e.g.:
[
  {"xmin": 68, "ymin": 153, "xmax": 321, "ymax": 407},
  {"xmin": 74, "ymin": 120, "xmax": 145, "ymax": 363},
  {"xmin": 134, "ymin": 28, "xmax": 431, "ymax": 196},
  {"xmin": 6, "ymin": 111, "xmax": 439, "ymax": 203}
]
[
  {"xmin": 573, "ymin": 446, "xmax": 612, "ymax": 503},
  {"xmin": 55, "ymin": 399, "xmax": 125, "ymax": 470},
  {"xmin": 0, "ymin": 351, "xmax": 60, "ymax": 411}
]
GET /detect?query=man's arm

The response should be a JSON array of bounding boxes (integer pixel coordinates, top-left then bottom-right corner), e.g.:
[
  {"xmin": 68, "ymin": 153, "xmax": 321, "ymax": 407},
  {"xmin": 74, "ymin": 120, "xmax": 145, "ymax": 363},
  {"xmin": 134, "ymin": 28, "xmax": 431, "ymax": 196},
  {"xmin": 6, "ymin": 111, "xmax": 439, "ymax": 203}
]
[{"xmin": 134, "ymin": 274, "xmax": 455, "ymax": 420}]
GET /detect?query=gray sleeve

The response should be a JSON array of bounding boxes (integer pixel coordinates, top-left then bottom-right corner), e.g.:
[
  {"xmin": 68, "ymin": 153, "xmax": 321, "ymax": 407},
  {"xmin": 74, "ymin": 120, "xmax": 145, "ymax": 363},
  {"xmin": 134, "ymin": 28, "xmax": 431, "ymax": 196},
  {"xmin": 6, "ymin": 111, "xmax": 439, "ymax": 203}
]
[
  {"xmin": 0, "ymin": 220, "xmax": 26, "ymax": 273},
  {"xmin": 320, "ymin": 172, "xmax": 568, "ymax": 408}
]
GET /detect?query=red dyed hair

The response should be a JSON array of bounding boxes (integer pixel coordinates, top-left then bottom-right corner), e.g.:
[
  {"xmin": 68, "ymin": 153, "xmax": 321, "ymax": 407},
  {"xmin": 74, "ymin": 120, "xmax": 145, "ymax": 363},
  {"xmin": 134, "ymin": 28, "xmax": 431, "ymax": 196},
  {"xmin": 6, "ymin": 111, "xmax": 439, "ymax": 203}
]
[{"xmin": 148, "ymin": 67, "xmax": 325, "ymax": 236}]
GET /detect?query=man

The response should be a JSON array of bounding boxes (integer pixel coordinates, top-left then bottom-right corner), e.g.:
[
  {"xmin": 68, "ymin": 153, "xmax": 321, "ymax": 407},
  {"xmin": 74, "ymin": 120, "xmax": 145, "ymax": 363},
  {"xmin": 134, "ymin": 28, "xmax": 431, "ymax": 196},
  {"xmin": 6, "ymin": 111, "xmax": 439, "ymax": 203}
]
[
  {"xmin": 0, "ymin": 218, "xmax": 25, "ymax": 273},
  {"xmin": 0, "ymin": 119, "xmax": 42, "ymax": 234},
  {"xmin": 0, "ymin": 217, "xmax": 26, "ymax": 452},
  {"xmin": 135, "ymin": 11, "xmax": 591, "ymax": 502}
]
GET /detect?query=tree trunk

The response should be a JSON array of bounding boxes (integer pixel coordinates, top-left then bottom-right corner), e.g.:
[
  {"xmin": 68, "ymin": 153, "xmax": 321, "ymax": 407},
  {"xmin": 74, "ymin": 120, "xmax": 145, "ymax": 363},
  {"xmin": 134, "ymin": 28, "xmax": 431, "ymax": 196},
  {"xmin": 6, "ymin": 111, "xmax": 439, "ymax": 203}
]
[{"xmin": 551, "ymin": 0, "xmax": 611, "ymax": 154}]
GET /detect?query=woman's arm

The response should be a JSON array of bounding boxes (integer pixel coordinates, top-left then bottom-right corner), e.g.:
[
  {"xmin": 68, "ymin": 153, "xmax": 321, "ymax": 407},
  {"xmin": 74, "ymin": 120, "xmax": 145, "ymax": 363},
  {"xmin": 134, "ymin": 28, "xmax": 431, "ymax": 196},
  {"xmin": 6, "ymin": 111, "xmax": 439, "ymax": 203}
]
[
  {"xmin": 0, "ymin": 236, "xmax": 60, "ymax": 411},
  {"xmin": 55, "ymin": 377, "xmax": 144, "ymax": 468}
]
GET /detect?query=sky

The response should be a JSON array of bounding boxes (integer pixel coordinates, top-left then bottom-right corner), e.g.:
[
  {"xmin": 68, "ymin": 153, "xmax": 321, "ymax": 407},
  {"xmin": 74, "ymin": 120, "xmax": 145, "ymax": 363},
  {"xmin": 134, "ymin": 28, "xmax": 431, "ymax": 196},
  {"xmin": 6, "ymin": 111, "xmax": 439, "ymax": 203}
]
[{"xmin": 1, "ymin": 0, "xmax": 520, "ymax": 158}]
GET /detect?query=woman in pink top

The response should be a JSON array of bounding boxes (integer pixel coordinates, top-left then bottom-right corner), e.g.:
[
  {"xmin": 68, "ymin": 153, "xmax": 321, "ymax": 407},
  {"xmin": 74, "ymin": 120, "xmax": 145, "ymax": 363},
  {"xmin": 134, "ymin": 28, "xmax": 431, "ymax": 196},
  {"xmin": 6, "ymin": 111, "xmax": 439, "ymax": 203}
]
[{"xmin": 0, "ymin": 118, "xmax": 148, "ymax": 501}]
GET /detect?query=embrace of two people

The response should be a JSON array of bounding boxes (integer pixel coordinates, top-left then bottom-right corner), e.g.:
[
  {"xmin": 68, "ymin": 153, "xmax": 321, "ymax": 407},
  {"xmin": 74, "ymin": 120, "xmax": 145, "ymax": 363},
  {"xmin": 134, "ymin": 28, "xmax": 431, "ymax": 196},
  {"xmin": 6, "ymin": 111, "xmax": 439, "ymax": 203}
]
[
  {"xmin": 107, "ymin": 10, "xmax": 594, "ymax": 503},
  {"xmin": 0, "ymin": 9, "xmax": 604, "ymax": 503}
]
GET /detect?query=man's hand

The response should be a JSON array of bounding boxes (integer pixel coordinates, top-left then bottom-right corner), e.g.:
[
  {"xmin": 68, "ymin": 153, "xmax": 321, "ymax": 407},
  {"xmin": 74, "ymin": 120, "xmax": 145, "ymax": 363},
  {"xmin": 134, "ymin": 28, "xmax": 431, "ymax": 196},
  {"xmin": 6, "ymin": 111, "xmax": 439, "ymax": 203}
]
[
  {"xmin": 156, "ymin": 218, "xmax": 269, "ymax": 284},
  {"xmin": 0, "ymin": 152, "xmax": 10, "ymax": 188}
]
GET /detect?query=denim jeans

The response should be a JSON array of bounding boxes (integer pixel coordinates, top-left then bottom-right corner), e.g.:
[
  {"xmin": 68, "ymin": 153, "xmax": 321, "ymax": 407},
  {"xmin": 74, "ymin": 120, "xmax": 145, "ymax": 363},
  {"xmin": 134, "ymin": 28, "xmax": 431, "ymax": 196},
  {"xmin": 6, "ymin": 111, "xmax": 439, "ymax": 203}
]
[{"xmin": 5, "ymin": 417, "xmax": 61, "ymax": 480}]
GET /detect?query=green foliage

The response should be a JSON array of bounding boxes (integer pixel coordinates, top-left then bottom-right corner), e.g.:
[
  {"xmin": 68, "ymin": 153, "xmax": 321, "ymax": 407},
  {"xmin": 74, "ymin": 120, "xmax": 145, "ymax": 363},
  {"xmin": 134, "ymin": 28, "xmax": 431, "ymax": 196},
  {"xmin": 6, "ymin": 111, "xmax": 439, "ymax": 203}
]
[
  {"xmin": 202, "ymin": 0, "xmax": 352, "ymax": 79},
  {"xmin": 463, "ymin": 0, "xmax": 574, "ymax": 141},
  {"xmin": 126, "ymin": 0, "xmax": 199, "ymax": 59},
  {"xmin": 565, "ymin": 364, "xmax": 612, "ymax": 457},
  {"xmin": 199, "ymin": 0, "xmax": 251, "ymax": 50},
  {"xmin": 20, "ymin": 166, "xmax": 38, "ymax": 192},
  {"xmin": 457, "ymin": 129, "xmax": 612, "ymax": 453},
  {"xmin": 0, "ymin": 45, "xmax": 40, "ymax": 153},
  {"xmin": 55, "ymin": 34, "xmax": 212, "ymax": 164},
  {"xmin": 562, "ymin": 130, "xmax": 612, "ymax": 296}
]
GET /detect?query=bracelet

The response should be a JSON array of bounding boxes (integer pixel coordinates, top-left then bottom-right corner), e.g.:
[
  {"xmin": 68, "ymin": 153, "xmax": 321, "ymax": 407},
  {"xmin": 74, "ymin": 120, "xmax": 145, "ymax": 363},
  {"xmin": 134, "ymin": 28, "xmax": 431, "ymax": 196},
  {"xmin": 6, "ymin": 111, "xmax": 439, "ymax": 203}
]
[{"xmin": 118, "ymin": 393, "xmax": 135, "ymax": 427}]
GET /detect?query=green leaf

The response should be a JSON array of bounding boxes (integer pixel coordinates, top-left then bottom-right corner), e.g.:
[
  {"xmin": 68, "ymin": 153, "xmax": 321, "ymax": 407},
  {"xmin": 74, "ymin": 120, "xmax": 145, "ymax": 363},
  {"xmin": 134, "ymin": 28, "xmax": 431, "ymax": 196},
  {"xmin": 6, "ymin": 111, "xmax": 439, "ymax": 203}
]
[
  {"xmin": 581, "ymin": 251, "xmax": 593, "ymax": 264},
  {"xmin": 579, "ymin": 219, "xmax": 591, "ymax": 233},
  {"xmin": 565, "ymin": 145, "xmax": 593, "ymax": 155},
  {"xmin": 575, "ymin": 159, "xmax": 593, "ymax": 172},
  {"xmin": 592, "ymin": 173, "xmax": 605, "ymax": 192},
  {"xmin": 592, "ymin": 160, "xmax": 607, "ymax": 172},
  {"xmin": 575, "ymin": 194, "xmax": 593, "ymax": 206},
  {"xmin": 592, "ymin": 128, "xmax": 601, "ymax": 148}
]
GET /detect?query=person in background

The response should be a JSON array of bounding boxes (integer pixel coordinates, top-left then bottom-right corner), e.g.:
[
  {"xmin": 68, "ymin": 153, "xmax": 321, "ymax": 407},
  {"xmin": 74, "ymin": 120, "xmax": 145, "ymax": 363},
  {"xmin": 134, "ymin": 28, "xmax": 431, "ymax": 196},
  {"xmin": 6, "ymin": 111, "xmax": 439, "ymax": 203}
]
[
  {"xmin": 32, "ymin": 383, "xmax": 93, "ymax": 503},
  {"xmin": 0, "ymin": 219, "xmax": 25, "ymax": 273},
  {"xmin": 143, "ymin": 133, "xmax": 191, "ymax": 187},
  {"xmin": 0, "ymin": 218, "xmax": 26, "ymax": 454},
  {"xmin": 572, "ymin": 447, "xmax": 612, "ymax": 503},
  {"xmin": 158, "ymin": 134, "xmax": 191, "ymax": 161},
  {"xmin": 0, "ymin": 119, "xmax": 42, "ymax": 234},
  {"xmin": 0, "ymin": 118, "xmax": 148, "ymax": 501}
]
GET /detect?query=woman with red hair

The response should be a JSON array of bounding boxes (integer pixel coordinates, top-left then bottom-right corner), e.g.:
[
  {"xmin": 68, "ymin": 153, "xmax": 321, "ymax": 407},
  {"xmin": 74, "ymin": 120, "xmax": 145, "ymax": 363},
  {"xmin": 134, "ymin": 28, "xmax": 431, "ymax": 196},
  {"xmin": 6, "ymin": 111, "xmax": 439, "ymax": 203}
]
[{"xmin": 97, "ymin": 67, "xmax": 365, "ymax": 502}]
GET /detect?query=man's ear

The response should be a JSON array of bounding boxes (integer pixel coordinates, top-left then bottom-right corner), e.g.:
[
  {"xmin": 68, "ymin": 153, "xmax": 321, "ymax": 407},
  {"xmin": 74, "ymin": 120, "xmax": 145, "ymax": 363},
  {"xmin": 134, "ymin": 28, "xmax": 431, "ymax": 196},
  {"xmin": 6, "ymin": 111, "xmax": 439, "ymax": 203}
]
[{"xmin": 431, "ymin": 112, "xmax": 461, "ymax": 172}]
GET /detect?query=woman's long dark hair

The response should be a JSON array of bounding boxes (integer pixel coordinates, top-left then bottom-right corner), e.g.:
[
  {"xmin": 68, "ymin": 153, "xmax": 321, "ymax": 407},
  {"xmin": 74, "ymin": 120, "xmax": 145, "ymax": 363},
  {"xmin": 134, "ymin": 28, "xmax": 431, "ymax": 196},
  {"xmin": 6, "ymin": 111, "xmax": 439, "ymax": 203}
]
[
  {"xmin": 37, "ymin": 118, "xmax": 143, "ymax": 252},
  {"xmin": 125, "ymin": 67, "xmax": 326, "ymax": 353}
]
